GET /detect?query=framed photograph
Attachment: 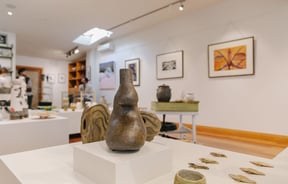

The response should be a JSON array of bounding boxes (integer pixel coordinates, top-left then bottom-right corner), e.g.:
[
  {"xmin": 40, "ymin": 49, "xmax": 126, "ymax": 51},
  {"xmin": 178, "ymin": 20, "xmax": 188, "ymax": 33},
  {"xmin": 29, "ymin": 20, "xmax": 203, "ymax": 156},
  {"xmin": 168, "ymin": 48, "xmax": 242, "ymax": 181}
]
[
  {"xmin": 156, "ymin": 50, "xmax": 183, "ymax": 79},
  {"xmin": 125, "ymin": 58, "xmax": 140, "ymax": 86},
  {"xmin": 58, "ymin": 73, "xmax": 65, "ymax": 83},
  {"xmin": 99, "ymin": 61, "xmax": 116, "ymax": 89},
  {"xmin": 208, "ymin": 37, "xmax": 254, "ymax": 78},
  {"xmin": 47, "ymin": 74, "xmax": 55, "ymax": 83}
]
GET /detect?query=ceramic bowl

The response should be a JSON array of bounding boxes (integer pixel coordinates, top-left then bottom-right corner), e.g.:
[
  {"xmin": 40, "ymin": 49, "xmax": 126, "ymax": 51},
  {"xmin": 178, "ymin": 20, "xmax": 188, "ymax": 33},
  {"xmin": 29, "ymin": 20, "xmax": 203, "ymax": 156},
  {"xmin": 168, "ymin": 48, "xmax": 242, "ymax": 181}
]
[{"xmin": 174, "ymin": 169, "xmax": 206, "ymax": 184}]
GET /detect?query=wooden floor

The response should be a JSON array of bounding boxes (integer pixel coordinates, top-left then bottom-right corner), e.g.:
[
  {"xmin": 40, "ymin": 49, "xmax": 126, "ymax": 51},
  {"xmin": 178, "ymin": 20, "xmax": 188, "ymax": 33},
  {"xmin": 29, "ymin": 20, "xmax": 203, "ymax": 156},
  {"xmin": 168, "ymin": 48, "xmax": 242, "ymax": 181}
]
[
  {"xmin": 70, "ymin": 133, "xmax": 286, "ymax": 159},
  {"xmin": 182, "ymin": 133, "xmax": 285, "ymax": 159}
]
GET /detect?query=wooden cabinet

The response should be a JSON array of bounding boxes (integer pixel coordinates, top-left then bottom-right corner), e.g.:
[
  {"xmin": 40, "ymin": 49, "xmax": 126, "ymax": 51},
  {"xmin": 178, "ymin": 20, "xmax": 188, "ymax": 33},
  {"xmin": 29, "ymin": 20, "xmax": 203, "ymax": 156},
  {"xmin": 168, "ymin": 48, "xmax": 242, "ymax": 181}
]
[{"xmin": 68, "ymin": 60, "xmax": 85, "ymax": 94}]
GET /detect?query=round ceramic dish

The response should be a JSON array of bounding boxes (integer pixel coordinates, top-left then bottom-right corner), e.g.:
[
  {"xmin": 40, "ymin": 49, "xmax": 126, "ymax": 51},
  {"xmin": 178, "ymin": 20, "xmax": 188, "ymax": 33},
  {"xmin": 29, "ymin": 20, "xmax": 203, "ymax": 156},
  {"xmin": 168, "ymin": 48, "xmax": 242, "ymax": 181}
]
[{"xmin": 174, "ymin": 169, "xmax": 206, "ymax": 184}]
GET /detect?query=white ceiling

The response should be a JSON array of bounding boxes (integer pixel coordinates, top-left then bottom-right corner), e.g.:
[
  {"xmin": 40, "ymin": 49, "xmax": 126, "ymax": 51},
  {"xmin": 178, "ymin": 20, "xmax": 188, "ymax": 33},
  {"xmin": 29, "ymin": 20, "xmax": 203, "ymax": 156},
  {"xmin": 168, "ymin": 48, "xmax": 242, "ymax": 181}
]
[{"xmin": 0, "ymin": 0, "xmax": 224, "ymax": 61}]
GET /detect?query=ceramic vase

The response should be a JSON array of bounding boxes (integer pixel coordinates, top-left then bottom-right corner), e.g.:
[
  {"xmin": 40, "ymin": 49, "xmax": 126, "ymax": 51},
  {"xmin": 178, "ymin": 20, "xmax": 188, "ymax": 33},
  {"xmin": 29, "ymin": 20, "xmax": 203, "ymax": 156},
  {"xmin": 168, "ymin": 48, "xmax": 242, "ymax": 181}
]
[
  {"xmin": 106, "ymin": 69, "xmax": 146, "ymax": 151},
  {"xmin": 157, "ymin": 84, "xmax": 171, "ymax": 102}
]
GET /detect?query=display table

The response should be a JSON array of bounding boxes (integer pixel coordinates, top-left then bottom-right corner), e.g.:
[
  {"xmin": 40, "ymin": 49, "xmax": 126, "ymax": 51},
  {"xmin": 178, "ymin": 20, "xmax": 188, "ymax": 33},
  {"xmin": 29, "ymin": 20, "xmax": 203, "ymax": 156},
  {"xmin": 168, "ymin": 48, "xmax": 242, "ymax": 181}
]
[
  {"xmin": 57, "ymin": 109, "xmax": 83, "ymax": 134},
  {"xmin": 0, "ymin": 116, "xmax": 69, "ymax": 155},
  {"xmin": 1, "ymin": 136, "xmax": 287, "ymax": 184},
  {"xmin": 154, "ymin": 111, "xmax": 198, "ymax": 143}
]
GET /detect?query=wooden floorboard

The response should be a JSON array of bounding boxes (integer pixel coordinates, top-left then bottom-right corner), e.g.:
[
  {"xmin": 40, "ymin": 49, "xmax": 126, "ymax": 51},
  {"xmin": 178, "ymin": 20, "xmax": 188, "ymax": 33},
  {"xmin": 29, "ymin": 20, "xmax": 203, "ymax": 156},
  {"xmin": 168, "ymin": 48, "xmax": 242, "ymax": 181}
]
[
  {"xmin": 196, "ymin": 134, "xmax": 285, "ymax": 159},
  {"xmin": 69, "ymin": 133, "xmax": 286, "ymax": 159},
  {"xmin": 162, "ymin": 132, "xmax": 286, "ymax": 159}
]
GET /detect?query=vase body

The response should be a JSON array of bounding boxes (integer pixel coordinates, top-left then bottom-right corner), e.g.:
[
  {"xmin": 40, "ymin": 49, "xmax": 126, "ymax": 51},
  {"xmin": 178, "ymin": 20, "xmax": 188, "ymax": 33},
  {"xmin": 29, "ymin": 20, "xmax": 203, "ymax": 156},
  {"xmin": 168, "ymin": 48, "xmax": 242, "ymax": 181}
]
[
  {"xmin": 157, "ymin": 84, "xmax": 171, "ymax": 102},
  {"xmin": 106, "ymin": 69, "xmax": 146, "ymax": 151}
]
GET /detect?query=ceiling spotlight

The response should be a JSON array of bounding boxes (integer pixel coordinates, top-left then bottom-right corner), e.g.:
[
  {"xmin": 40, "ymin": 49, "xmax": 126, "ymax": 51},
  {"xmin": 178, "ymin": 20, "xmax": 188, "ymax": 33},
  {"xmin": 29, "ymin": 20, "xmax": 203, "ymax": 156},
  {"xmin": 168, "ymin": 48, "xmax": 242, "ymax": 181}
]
[
  {"xmin": 179, "ymin": 4, "xmax": 184, "ymax": 11},
  {"xmin": 66, "ymin": 46, "xmax": 80, "ymax": 57},
  {"xmin": 74, "ymin": 48, "xmax": 80, "ymax": 54},
  {"xmin": 6, "ymin": 4, "xmax": 16, "ymax": 16}
]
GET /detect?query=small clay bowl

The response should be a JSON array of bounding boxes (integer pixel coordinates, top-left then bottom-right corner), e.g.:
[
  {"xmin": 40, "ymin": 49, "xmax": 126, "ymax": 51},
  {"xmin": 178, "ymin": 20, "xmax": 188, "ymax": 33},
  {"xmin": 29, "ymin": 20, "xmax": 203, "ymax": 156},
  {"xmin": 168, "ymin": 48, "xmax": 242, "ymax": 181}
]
[{"xmin": 174, "ymin": 169, "xmax": 206, "ymax": 184}]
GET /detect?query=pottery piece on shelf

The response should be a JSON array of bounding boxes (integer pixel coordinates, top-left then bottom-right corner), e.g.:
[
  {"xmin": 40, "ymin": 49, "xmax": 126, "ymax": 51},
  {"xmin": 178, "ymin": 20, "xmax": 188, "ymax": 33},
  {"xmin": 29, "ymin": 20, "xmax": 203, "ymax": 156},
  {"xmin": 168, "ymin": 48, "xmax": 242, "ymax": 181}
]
[{"xmin": 156, "ymin": 84, "xmax": 171, "ymax": 102}]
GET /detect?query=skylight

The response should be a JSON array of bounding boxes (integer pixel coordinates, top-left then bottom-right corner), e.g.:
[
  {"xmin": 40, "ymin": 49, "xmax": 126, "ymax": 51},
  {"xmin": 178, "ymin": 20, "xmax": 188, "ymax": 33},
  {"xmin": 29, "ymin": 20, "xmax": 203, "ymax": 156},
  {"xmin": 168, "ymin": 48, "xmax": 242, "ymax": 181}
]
[{"xmin": 73, "ymin": 27, "xmax": 112, "ymax": 46}]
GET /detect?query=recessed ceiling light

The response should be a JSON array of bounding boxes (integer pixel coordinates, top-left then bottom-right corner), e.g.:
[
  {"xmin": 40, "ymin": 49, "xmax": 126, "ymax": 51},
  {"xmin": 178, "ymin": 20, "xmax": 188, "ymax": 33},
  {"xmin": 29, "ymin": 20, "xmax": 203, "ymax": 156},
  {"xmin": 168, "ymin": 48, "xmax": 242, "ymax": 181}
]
[
  {"xmin": 7, "ymin": 11, "xmax": 13, "ymax": 16},
  {"xmin": 73, "ymin": 27, "xmax": 112, "ymax": 46}
]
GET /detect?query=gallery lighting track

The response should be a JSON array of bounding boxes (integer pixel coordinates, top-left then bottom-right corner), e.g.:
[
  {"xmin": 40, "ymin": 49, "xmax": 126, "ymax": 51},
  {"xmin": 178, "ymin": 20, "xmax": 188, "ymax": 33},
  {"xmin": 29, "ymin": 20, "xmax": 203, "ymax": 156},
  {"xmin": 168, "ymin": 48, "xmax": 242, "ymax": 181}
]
[
  {"xmin": 65, "ymin": 46, "xmax": 79, "ymax": 58},
  {"xmin": 65, "ymin": 0, "xmax": 185, "ymax": 58},
  {"xmin": 108, "ymin": 0, "xmax": 186, "ymax": 31}
]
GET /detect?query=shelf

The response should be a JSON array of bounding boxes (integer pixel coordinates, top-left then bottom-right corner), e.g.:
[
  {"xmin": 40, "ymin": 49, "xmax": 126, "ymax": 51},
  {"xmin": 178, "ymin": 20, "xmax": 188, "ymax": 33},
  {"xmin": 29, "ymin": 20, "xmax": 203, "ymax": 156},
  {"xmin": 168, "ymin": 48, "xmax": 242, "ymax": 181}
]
[
  {"xmin": 0, "ymin": 55, "xmax": 13, "ymax": 59},
  {"xmin": 68, "ymin": 60, "xmax": 86, "ymax": 93},
  {"xmin": 0, "ymin": 45, "xmax": 13, "ymax": 59},
  {"xmin": 0, "ymin": 43, "xmax": 13, "ymax": 49}
]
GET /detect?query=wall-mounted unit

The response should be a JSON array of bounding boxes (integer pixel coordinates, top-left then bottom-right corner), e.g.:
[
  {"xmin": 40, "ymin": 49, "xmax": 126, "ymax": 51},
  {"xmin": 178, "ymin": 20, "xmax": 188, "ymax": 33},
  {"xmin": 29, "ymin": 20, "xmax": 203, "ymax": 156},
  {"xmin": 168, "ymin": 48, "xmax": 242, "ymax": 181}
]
[{"xmin": 97, "ymin": 42, "xmax": 114, "ymax": 52}]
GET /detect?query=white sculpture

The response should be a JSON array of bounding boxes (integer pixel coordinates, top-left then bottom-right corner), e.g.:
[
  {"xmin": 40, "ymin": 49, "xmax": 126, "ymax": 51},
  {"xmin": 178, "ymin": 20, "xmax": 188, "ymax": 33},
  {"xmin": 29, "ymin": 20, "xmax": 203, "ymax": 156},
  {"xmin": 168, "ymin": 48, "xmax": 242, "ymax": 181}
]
[{"xmin": 10, "ymin": 76, "xmax": 28, "ymax": 118}]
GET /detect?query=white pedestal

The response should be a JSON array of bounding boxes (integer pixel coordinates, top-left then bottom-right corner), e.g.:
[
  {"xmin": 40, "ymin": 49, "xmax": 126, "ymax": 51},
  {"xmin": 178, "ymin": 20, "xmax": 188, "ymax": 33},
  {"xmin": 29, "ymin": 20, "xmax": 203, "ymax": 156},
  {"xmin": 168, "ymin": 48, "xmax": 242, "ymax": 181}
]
[
  {"xmin": 0, "ymin": 116, "xmax": 69, "ymax": 155},
  {"xmin": 73, "ymin": 141, "xmax": 172, "ymax": 184},
  {"xmin": 0, "ymin": 159, "xmax": 21, "ymax": 184},
  {"xmin": 57, "ymin": 109, "xmax": 83, "ymax": 134}
]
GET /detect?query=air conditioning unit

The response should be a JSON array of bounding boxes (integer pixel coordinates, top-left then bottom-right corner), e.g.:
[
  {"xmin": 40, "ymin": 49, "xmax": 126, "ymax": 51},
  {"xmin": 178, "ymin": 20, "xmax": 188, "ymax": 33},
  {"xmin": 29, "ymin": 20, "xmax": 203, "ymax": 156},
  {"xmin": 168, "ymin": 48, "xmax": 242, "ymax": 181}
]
[{"xmin": 97, "ymin": 42, "xmax": 114, "ymax": 52}]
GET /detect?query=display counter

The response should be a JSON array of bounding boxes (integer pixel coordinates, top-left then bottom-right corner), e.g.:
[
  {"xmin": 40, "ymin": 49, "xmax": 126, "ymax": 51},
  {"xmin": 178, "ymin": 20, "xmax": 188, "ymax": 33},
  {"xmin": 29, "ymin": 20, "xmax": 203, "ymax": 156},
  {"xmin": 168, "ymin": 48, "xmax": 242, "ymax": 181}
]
[
  {"xmin": 57, "ymin": 109, "xmax": 83, "ymax": 134},
  {"xmin": 0, "ymin": 136, "xmax": 287, "ymax": 183},
  {"xmin": 0, "ymin": 116, "xmax": 69, "ymax": 155}
]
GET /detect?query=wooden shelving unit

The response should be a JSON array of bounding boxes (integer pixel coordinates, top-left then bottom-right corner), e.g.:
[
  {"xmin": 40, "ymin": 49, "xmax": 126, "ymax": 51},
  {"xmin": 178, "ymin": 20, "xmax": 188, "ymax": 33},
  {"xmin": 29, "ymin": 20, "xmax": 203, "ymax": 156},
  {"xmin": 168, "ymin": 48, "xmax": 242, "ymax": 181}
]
[{"xmin": 68, "ymin": 60, "xmax": 85, "ymax": 94}]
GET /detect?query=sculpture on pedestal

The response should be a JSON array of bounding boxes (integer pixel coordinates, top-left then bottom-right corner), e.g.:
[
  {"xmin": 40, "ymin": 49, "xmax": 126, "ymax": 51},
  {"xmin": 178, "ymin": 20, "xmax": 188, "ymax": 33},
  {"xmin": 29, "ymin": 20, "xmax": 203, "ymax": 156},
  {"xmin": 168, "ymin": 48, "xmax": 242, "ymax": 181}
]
[
  {"xmin": 105, "ymin": 69, "xmax": 146, "ymax": 151},
  {"xmin": 80, "ymin": 69, "xmax": 161, "ymax": 148}
]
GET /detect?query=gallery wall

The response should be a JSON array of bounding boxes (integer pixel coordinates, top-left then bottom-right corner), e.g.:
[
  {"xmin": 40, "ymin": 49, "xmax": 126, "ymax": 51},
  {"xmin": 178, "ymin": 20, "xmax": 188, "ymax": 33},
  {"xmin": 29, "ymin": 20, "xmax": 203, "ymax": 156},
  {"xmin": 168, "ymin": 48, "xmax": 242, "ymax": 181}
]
[
  {"xmin": 15, "ymin": 55, "xmax": 68, "ymax": 108},
  {"xmin": 87, "ymin": 0, "xmax": 288, "ymax": 135}
]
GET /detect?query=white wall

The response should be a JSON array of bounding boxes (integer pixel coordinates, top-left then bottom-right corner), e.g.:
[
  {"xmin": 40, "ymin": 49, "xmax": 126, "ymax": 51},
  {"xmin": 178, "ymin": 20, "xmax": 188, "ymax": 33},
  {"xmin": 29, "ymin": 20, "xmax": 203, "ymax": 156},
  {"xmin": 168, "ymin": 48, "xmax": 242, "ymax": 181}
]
[
  {"xmin": 15, "ymin": 55, "xmax": 68, "ymax": 107},
  {"xmin": 87, "ymin": 0, "xmax": 288, "ymax": 135}
]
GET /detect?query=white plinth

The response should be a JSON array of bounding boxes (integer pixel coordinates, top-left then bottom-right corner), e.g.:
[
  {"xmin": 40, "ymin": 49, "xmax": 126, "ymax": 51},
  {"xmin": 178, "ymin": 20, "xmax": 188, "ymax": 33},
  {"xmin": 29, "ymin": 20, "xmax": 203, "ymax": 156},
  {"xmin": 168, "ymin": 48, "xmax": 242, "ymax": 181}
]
[
  {"xmin": 0, "ymin": 159, "xmax": 21, "ymax": 184},
  {"xmin": 73, "ymin": 141, "xmax": 172, "ymax": 184}
]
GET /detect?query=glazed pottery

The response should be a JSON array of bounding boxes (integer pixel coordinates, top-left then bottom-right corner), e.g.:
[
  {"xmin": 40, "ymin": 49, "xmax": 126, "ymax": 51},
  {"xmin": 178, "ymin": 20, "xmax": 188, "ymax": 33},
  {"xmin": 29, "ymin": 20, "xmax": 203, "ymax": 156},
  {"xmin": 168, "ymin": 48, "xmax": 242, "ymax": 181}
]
[
  {"xmin": 174, "ymin": 169, "xmax": 206, "ymax": 184},
  {"xmin": 81, "ymin": 104, "xmax": 110, "ymax": 144},
  {"xmin": 157, "ymin": 84, "xmax": 171, "ymax": 102}
]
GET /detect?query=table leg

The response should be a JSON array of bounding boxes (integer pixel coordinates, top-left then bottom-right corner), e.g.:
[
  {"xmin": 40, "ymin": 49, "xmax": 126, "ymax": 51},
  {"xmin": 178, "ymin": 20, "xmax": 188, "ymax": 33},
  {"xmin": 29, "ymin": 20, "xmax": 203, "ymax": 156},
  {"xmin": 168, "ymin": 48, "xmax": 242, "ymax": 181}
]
[
  {"xmin": 179, "ymin": 114, "xmax": 184, "ymax": 139},
  {"xmin": 192, "ymin": 114, "xmax": 197, "ymax": 143}
]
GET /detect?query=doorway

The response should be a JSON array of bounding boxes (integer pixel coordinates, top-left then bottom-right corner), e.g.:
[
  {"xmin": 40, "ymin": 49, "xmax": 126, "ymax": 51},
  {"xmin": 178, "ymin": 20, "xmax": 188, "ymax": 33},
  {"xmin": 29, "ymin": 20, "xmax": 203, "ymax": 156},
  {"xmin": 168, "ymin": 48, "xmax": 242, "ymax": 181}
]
[{"xmin": 16, "ymin": 66, "xmax": 43, "ymax": 109}]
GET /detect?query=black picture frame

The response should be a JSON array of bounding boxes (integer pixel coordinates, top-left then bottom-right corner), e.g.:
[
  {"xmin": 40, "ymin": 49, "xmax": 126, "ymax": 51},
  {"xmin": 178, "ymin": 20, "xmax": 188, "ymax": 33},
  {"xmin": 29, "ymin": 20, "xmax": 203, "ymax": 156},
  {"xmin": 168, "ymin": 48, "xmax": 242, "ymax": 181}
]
[{"xmin": 125, "ymin": 58, "xmax": 140, "ymax": 86}]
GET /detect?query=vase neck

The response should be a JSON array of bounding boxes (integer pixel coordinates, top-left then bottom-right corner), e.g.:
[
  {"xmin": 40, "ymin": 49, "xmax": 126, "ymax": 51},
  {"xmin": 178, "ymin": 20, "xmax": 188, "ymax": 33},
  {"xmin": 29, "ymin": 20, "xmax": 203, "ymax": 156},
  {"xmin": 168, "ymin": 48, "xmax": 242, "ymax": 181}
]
[{"xmin": 120, "ymin": 69, "xmax": 133, "ymax": 84}]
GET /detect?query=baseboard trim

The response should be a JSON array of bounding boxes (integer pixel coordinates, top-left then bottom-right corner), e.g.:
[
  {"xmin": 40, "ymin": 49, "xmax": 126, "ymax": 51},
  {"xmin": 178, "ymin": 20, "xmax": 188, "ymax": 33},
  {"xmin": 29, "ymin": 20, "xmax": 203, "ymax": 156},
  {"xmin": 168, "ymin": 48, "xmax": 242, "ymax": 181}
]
[{"xmin": 184, "ymin": 124, "xmax": 288, "ymax": 147}]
